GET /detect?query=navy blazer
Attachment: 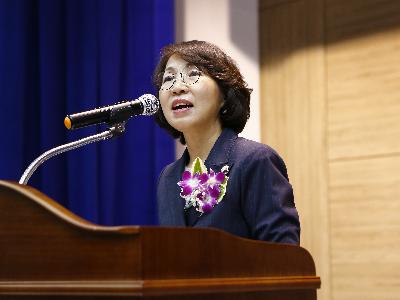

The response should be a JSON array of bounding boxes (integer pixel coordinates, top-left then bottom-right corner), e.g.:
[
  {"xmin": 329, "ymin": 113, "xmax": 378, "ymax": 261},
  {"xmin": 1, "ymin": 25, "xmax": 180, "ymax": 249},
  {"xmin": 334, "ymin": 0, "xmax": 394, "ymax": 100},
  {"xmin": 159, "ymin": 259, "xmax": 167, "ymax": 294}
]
[{"xmin": 157, "ymin": 128, "xmax": 300, "ymax": 245}]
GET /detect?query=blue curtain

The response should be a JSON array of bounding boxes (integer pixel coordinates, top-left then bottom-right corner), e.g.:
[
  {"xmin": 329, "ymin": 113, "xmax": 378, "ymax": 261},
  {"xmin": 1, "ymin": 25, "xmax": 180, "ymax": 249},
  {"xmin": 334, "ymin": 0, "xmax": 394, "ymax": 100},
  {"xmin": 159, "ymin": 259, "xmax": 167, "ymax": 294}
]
[{"xmin": 0, "ymin": 0, "xmax": 175, "ymax": 226}]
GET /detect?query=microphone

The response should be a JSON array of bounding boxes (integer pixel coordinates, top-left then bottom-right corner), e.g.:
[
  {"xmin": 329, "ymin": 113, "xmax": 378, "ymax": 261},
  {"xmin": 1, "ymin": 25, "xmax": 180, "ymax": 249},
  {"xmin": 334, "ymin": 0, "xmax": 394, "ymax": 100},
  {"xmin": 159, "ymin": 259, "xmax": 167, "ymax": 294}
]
[{"xmin": 64, "ymin": 94, "xmax": 159, "ymax": 130}]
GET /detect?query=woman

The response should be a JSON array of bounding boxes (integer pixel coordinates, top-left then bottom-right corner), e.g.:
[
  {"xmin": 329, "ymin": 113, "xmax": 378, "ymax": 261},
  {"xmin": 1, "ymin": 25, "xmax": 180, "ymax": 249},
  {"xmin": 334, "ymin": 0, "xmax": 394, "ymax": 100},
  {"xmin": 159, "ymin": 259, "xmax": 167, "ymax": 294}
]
[{"xmin": 153, "ymin": 40, "xmax": 300, "ymax": 245}]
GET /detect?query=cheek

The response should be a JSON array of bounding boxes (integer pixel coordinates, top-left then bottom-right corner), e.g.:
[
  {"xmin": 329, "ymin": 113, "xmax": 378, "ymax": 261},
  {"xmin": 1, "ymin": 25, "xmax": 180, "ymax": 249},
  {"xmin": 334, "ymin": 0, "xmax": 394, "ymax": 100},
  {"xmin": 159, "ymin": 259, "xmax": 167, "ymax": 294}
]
[
  {"xmin": 159, "ymin": 91, "xmax": 169, "ymax": 111},
  {"xmin": 200, "ymin": 83, "xmax": 223, "ymax": 109}
]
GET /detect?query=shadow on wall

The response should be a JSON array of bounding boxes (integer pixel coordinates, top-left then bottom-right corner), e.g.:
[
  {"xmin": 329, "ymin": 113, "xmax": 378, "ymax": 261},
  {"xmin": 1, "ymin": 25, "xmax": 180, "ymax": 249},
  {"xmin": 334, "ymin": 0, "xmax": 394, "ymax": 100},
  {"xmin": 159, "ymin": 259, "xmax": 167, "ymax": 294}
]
[
  {"xmin": 229, "ymin": 0, "xmax": 259, "ymax": 64},
  {"xmin": 259, "ymin": 0, "xmax": 400, "ymax": 67}
]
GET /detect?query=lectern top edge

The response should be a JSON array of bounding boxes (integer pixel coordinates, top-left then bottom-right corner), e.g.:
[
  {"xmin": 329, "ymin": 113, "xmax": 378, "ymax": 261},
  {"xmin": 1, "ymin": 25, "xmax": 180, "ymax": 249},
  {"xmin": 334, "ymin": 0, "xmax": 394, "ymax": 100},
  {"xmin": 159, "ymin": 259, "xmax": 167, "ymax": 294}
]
[{"xmin": 0, "ymin": 180, "xmax": 140, "ymax": 235}]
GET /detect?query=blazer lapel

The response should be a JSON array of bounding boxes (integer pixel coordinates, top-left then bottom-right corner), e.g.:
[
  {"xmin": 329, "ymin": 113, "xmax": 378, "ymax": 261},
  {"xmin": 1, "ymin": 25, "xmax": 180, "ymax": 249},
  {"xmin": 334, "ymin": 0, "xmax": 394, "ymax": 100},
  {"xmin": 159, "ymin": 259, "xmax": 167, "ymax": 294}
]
[
  {"xmin": 186, "ymin": 129, "xmax": 237, "ymax": 227},
  {"xmin": 163, "ymin": 150, "xmax": 188, "ymax": 226}
]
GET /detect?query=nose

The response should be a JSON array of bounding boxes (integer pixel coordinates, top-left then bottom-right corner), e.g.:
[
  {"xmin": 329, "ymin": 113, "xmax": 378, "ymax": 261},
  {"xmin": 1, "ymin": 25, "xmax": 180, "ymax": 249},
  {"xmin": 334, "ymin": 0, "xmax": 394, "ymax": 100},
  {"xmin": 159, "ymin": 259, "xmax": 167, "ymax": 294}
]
[{"xmin": 171, "ymin": 76, "xmax": 189, "ymax": 95}]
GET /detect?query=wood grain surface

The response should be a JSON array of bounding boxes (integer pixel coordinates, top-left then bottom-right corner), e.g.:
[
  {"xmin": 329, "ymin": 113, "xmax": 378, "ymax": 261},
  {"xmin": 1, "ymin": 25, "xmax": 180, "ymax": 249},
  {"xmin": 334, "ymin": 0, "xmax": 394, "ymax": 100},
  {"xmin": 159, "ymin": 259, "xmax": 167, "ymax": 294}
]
[
  {"xmin": 0, "ymin": 181, "xmax": 320, "ymax": 299},
  {"xmin": 260, "ymin": 0, "xmax": 400, "ymax": 299}
]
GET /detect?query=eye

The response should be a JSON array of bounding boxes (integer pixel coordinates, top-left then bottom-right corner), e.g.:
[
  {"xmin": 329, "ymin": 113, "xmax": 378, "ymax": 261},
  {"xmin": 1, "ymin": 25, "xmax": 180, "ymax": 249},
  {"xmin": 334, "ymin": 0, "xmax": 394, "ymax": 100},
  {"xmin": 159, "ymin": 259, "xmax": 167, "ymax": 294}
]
[
  {"xmin": 162, "ymin": 74, "xmax": 175, "ymax": 83},
  {"xmin": 188, "ymin": 70, "xmax": 202, "ymax": 78}
]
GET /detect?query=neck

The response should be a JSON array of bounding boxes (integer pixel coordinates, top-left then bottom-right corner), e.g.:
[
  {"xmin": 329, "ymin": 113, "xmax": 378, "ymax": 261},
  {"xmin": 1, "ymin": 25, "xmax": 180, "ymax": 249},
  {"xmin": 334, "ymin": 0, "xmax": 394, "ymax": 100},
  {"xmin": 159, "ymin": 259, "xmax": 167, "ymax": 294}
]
[{"xmin": 183, "ymin": 123, "xmax": 222, "ymax": 167}]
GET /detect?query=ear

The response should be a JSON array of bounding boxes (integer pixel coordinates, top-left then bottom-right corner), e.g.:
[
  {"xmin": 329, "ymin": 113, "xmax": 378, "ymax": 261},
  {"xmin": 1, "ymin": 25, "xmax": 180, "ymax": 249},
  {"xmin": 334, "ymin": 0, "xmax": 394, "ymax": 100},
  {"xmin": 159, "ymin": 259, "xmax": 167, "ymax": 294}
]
[
  {"xmin": 219, "ymin": 99, "xmax": 225, "ymax": 109},
  {"xmin": 219, "ymin": 100, "xmax": 228, "ymax": 115},
  {"xmin": 219, "ymin": 88, "xmax": 232, "ymax": 114},
  {"xmin": 218, "ymin": 87, "xmax": 225, "ymax": 109}
]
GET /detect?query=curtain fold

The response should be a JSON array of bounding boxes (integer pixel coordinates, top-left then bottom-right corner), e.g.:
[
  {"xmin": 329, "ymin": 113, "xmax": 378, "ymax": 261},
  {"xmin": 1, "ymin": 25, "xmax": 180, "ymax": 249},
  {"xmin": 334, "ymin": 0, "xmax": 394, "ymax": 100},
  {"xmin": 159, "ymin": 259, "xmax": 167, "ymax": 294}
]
[{"xmin": 0, "ymin": 0, "xmax": 175, "ymax": 225}]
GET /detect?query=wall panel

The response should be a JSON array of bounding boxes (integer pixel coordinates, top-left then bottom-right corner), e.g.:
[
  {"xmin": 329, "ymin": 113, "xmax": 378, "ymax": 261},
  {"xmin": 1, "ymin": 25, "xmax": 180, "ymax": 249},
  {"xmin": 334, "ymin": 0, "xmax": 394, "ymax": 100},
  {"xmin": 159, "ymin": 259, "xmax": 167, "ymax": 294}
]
[
  {"xmin": 260, "ymin": 0, "xmax": 400, "ymax": 299},
  {"xmin": 260, "ymin": 0, "xmax": 329, "ymax": 299},
  {"xmin": 327, "ymin": 29, "xmax": 400, "ymax": 160},
  {"xmin": 330, "ymin": 155, "xmax": 400, "ymax": 299}
]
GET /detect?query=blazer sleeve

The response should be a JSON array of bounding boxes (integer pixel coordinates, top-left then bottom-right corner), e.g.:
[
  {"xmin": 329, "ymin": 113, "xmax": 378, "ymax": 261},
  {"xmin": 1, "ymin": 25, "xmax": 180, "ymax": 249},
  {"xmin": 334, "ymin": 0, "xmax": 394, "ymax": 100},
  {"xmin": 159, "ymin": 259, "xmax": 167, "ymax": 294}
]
[
  {"xmin": 156, "ymin": 165, "xmax": 168, "ymax": 225},
  {"xmin": 239, "ymin": 148, "xmax": 300, "ymax": 245}
]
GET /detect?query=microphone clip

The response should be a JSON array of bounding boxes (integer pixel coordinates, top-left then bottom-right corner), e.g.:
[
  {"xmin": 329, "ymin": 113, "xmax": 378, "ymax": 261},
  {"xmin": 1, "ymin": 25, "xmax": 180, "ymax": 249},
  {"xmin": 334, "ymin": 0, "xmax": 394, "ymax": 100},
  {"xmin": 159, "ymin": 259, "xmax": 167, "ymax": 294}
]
[
  {"xmin": 108, "ymin": 122, "xmax": 126, "ymax": 137},
  {"xmin": 107, "ymin": 105, "xmax": 130, "ymax": 137}
]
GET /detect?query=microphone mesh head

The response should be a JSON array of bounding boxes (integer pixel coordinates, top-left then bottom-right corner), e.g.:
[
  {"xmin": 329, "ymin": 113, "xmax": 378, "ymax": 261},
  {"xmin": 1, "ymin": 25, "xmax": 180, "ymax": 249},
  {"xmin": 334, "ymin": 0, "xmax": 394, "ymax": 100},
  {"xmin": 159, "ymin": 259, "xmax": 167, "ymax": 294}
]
[{"xmin": 139, "ymin": 94, "xmax": 159, "ymax": 116}]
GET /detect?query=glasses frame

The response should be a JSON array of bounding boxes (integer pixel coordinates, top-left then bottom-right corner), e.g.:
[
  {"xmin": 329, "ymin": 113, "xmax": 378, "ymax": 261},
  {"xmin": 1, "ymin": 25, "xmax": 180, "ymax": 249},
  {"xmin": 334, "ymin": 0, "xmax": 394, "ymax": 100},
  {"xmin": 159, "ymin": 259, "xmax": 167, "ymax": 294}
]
[{"xmin": 160, "ymin": 65, "xmax": 202, "ymax": 91}]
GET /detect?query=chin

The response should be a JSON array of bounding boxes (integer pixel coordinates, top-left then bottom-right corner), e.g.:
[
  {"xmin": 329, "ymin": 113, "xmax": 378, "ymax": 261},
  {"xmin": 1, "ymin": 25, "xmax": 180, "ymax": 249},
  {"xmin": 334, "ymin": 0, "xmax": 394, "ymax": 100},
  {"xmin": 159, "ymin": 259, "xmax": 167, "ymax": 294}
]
[
  {"xmin": 171, "ymin": 121, "xmax": 200, "ymax": 135},
  {"xmin": 166, "ymin": 116, "xmax": 195, "ymax": 131}
]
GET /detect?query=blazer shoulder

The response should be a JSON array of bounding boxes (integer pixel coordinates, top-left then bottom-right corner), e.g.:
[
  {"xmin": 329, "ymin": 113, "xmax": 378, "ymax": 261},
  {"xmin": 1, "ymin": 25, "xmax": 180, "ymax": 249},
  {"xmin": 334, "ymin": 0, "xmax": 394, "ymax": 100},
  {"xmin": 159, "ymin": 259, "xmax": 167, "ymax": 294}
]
[
  {"xmin": 234, "ymin": 137, "xmax": 281, "ymax": 161},
  {"xmin": 159, "ymin": 160, "xmax": 180, "ymax": 179},
  {"xmin": 234, "ymin": 137, "xmax": 289, "ymax": 178}
]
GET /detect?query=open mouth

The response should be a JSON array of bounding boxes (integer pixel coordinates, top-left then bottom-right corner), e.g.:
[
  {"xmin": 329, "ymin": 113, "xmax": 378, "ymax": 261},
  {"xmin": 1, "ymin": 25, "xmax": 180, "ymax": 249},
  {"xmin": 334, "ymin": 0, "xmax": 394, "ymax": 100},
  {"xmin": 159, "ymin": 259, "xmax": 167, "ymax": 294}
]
[
  {"xmin": 172, "ymin": 99, "xmax": 194, "ymax": 111},
  {"xmin": 173, "ymin": 103, "xmax": 193, "ymax": 111}
]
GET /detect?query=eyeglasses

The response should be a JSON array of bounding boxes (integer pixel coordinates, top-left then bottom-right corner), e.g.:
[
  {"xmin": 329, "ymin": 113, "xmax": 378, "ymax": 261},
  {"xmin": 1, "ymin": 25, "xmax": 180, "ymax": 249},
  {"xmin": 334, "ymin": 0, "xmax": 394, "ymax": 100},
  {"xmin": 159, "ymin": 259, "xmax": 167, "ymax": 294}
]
[{"xmin": 160, "ymin": 65, "xmax": 202, "ymax": 91}]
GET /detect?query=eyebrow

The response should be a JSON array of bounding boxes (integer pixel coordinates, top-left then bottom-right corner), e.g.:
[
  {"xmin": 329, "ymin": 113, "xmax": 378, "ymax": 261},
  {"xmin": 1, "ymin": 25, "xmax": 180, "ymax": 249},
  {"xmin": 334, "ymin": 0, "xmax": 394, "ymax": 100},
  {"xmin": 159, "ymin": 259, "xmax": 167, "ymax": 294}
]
[
  {"xmin": 164, "ymin": 66, "xmax": 177, "ymax": 73},
  {"xmin": 164, "ymin": 63, "xmax": 196, "ymax": 73}
]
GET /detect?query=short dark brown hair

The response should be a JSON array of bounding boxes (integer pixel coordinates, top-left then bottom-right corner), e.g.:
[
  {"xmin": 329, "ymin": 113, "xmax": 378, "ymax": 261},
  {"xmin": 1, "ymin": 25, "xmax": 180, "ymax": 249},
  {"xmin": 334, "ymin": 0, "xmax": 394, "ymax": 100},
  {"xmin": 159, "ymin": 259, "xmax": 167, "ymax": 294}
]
[{"xmin": 153, "ymin": 40, "xmax": 252, "ymax": 144}]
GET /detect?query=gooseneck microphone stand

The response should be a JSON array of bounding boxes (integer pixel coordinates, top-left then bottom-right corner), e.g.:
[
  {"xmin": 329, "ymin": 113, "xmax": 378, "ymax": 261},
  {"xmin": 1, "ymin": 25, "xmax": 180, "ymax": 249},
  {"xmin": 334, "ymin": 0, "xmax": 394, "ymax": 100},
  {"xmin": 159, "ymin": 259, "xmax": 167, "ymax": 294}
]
[{"xmin": 19, "ymin": 123, "xmax": 125, "ymax": 185}]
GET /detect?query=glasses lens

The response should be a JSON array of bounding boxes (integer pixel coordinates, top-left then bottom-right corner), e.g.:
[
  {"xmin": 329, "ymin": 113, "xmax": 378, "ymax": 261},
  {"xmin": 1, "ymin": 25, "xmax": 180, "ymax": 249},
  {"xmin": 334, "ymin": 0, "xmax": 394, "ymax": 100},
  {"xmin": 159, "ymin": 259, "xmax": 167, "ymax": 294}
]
[
  {"xmin": 160, "ymin": 65, "xmax": 201, "ymax": 90},
  {"xmin": 160, "ymin": 73, "xmax": 176, "ymax": 90},
  {"xmin": 183, "ymin": 65, "xmax": 201, "ymax": 85}
]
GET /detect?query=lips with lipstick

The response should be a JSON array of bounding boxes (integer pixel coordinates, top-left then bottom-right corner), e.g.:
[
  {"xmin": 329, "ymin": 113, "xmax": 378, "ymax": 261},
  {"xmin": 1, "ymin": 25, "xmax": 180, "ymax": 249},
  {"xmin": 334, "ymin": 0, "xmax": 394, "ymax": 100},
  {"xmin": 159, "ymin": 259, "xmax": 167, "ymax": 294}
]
[{"xmin": 172, "ymin": 99, "xmax": 193, "ymax": 112}]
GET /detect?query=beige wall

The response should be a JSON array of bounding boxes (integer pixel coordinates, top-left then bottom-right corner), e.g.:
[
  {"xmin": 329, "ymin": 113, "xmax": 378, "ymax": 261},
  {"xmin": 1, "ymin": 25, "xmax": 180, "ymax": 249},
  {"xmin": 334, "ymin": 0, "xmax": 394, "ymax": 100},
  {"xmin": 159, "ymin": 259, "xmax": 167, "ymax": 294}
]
[
  {"xmin": 260, "ymin": 0, "xmax": 400, "ymax": 299},
  {"xmin": 175, "ymin": 0, "xmax": 259, "ymax": 141},
  {"xmin": 174, "ymin": 0, "xmax": 260, "ymax": 157}
]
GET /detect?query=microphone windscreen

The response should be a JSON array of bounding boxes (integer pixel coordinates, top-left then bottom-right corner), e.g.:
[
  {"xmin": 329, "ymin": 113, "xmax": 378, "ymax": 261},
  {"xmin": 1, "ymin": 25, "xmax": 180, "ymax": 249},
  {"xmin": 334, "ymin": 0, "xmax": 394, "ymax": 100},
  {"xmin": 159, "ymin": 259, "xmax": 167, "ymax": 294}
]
[{"xmin": 139, "ymin": 94, "xmax": 160, "ymax": 115}]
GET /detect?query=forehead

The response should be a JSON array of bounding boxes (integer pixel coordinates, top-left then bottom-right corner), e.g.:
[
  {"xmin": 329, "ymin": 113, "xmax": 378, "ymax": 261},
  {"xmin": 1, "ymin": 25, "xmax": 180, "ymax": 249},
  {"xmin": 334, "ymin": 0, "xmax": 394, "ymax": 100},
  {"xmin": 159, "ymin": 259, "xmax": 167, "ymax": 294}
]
[{"xmin": 164, "ymin": 55, "xmax": 191, "ymax": 72}]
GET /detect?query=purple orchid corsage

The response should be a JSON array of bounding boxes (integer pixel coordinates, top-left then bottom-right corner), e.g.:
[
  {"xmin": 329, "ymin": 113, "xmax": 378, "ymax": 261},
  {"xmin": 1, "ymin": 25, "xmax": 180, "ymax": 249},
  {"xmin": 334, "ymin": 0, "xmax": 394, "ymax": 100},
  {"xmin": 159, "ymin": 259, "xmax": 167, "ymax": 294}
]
[{"xmin": 178, "ymin": 157, "xmax": 229, "ymax": 214}]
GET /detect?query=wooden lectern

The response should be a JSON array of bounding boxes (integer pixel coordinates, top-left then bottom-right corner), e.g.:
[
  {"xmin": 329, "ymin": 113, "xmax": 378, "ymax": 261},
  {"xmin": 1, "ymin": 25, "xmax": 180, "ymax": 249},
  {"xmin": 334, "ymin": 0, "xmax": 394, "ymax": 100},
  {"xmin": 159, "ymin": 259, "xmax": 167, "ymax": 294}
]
[{"xmin": 0, "ymin": 180, "xmax": 320, "ymax": 299}]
